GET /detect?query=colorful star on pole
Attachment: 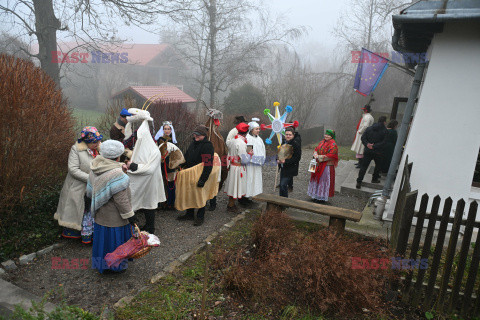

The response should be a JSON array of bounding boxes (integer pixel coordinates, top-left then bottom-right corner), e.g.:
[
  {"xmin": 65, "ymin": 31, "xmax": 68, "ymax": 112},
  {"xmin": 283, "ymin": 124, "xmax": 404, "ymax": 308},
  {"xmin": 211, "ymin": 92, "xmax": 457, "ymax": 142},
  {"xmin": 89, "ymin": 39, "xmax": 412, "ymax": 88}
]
[{"xmin": 260, "ymin": 101, "xmax": 299, "ymax": 147}]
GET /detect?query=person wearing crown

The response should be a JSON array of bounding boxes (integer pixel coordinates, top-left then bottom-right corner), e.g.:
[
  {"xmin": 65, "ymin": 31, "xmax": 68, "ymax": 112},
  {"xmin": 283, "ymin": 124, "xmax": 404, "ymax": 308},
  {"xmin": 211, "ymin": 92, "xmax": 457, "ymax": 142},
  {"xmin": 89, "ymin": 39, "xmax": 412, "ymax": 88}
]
[
  {"xmin": 224, "ymin": 122, "xmax": 252, "ymax": 212},
  {"xmin": 155, "ymin": 121, "xmax": 177, "ymax": 145},
  {"xmin": 155, "ymin": 121, "xmax": 183, "ymax": 210}
]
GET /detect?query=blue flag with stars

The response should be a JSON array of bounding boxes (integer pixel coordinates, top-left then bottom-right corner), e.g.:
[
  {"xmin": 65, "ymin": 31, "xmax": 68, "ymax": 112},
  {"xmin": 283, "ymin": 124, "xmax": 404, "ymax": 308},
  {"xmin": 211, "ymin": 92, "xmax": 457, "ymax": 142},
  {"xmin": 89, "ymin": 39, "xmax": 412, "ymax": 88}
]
[{"xmin": 353, "ymin": 48, "xmax": 389, "ymax": 96}]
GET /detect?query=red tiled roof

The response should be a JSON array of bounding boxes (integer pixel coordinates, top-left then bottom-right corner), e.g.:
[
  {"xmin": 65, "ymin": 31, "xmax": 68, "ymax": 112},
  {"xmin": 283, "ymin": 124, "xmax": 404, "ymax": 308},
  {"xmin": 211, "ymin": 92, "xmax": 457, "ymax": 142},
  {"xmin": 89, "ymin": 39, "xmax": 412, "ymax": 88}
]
[
  {"xmin": 114, "ymin": 44, "xmax": 169, "ymax": 66},
  {"xmin": 113, "ymin": 86, "xmax": 196, "ymax": 103}
]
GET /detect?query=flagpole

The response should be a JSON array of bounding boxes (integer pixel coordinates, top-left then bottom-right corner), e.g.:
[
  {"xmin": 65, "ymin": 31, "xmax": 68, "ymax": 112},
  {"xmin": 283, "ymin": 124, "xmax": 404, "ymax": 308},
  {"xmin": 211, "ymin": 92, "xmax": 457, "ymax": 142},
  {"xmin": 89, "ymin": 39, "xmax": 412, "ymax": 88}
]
[{"xmin": 388, "ymin": 61, "xmax": 415, "ymax": 77}]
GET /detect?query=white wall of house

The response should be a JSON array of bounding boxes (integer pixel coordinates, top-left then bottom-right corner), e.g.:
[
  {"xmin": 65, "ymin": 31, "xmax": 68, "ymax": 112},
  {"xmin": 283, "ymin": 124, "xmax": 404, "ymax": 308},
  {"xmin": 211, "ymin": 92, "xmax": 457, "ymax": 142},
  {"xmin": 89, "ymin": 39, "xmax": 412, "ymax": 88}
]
[{"xmin": 385, "ymin": 21, "xmax": 480, "ymax": 220}]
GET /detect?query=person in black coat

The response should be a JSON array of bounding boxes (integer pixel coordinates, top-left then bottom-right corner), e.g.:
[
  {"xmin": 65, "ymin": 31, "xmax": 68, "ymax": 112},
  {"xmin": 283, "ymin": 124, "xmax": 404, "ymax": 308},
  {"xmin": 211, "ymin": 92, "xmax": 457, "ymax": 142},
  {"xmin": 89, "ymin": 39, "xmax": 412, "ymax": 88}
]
[
  {"xmin": 356, "ymin": 116, "xmax": 388, "ymax": 189},
  {"xmin": 177, "ymin": 125, "xmax": 214, "ymax": 226},
  {"xmin": 278, "ymin": 127, "xmax": 301, "ymax": 197},
  {"xmin": 382, "ymin": 120, "xmax": 398, "ymax": 173},
  {"xmin": 279, "ymin": 125, "xmax": 301, "ymax": 191}
]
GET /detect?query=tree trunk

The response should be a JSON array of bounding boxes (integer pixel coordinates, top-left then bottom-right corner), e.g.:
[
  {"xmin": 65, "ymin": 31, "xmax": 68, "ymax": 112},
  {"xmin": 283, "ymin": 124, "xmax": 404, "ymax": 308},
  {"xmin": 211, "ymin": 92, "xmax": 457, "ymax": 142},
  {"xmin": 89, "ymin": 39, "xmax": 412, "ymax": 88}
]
[
  {"xmin": 33, "ymin": 0, "xmax": 61, "ymax": 86},
  {"xmin": 208, "ymin": 0, "xmax": 217, "ymax": 108},
  {"xmin": 195, "ymin": 39, "xmax": 210, "ymax": 112}
]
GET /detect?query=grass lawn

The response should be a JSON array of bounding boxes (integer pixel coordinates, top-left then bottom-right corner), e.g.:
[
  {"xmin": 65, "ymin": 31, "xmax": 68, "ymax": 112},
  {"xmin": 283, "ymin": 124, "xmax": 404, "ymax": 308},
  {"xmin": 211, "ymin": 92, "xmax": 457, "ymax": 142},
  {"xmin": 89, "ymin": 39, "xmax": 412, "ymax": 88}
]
[
  {"xmin": 71, "ymin": 108, "xmax": 104, "ymax": 129},
  {"xmin": 305, "ymin": 144, "xmax": 357, "ymax": 161},
  {"xmin": 337, "ymin": 145, "xmax": 356, "ymax": 161},
  {"xmin": 115, "ymin": 211, "xmax": 330, "ymax": 320}
]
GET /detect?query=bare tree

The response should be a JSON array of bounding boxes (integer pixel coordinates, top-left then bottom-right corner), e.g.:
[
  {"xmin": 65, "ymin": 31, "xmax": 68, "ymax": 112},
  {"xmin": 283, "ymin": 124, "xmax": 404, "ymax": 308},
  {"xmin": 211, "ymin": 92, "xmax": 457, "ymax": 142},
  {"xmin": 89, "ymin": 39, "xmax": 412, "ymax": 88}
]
[
  {"xmin": 333, "ymin": 0, "xmax": 392, "ymax": 53},
  {"xmin": 327, "ymin": 0, "xmax": 415, "ymax": 144},
  {"xmin": 0, "ymin": 0, "xmax": 180, "ymax": 85},
  {"xmin": 0, "ymin": 32, "xmax": 31, "ymax": 60},
  {"xmin": 161, "ymin": 0, "xmax": 304, "ymax": 110}
]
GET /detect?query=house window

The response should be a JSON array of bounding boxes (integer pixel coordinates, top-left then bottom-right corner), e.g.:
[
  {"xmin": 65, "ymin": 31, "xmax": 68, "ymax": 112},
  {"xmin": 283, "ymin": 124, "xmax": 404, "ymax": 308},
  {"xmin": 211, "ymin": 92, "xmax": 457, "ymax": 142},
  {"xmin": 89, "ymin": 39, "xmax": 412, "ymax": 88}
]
[{"xmin": 473, "ymin": 148, "xmax": 480, "ymax": 188}]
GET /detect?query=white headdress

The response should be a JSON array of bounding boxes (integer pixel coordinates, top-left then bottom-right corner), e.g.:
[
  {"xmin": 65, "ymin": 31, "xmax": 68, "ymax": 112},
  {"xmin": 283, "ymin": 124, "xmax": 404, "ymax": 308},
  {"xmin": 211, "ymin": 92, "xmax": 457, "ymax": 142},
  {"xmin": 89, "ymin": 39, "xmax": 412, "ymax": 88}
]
[
  {"xmin": 124, "ymin": 108, "xmax": 153, "ymax": 140},
  {"xmin": 248, "ymin": 117, "xmax": 260, "ymax": 131},
  {"xmin": 155, "ymin": 121, "xmax": 177, "ymax": 143}
]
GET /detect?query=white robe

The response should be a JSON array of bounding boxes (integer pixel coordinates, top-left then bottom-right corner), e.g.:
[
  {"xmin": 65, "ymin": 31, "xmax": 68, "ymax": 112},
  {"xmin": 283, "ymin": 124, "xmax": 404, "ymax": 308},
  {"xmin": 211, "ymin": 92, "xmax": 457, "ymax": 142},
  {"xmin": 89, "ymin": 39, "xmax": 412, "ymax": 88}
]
[
  {"xmin": 226, "ymin": 127, "xmax": 238, "ymax": 143},
  {"xmin": 128, "ymin": 120, "xmax": 166, "ymax": 211},
  {"xmin": 351, "ymin": 113, "xmax": 374, "ymax": 155},
  {"xmin": 224, "ymin": 135, "xmax": 249, "ymax": 199},
  {"xmin": 245, "ymin": 133, "xmax": 265, "ymax": 198}
]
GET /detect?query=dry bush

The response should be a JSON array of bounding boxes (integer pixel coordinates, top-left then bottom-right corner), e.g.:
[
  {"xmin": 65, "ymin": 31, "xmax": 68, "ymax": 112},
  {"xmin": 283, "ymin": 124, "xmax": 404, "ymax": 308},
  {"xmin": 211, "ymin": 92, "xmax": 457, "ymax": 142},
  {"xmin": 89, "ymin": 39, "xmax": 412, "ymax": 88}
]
[
  {"xmin": 219, "ymin": 210, "xmax": 395, "ymax": 317},
  {"xmin": 0, "ymin": 54, "xmax": 75, "ymax": 211},
  {"xmin": 148, "ymin": 101, "xmax": 197, "ymax": 152},
  {"xmin": 97, "ymin": 99, "xmax": 197, "ymax": 152},
  {"xmin": 96, "ymin": 98, "xmax": 135, "ymax": 138}
]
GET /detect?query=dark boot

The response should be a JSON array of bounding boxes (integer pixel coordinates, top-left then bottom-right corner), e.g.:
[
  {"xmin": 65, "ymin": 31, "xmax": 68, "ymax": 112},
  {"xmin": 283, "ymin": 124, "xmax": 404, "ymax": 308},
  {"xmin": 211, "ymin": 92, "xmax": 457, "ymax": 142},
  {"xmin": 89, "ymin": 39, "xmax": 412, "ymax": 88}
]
[
  {"xmin": 208, "ymin": 197, "xmax": 217, "ymax": 211},
  {"xmin": 194, "ymin": 207, "xmax": 205, "ymax": 226},
  {"xmin": 227, "ymin": 197, "xmax": 239, "ymax": 213},
  {"xmin": 143, "ymin": 209, "xmax": 156, "ymax": 234},
  {"xmin": 177, "ymin": 209, "xmax": 194, "ymax": 221}
]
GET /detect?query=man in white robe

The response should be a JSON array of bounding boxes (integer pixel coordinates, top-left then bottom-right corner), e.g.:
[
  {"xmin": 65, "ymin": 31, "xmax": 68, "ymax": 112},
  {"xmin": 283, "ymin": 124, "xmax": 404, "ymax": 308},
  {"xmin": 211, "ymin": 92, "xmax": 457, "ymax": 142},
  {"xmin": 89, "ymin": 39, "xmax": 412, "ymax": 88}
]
[
  {"xmin": 226, "ymin": 115, "xmax": 246, "ymax": 143},
  {"xmin": 243, "ymin": 118, "xmax": 265, "ymax": 201},
  {"xmin": 124, "ymin": 108, "xmax": 166, "ymax": 234},
  {"xmin": 351, "ymin": 105, "xmax": 374, "ymax": 168},
  {"xmin": 224, "ymin": 122, "xmax": 251, "ymax": 213}
]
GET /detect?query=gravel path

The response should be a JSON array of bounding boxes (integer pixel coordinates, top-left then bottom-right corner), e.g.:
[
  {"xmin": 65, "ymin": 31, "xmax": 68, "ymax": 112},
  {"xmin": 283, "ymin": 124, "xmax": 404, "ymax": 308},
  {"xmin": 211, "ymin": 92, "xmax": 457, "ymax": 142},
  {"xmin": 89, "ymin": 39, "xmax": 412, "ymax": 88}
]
[{"xmin": 5, "ymin": 148, "xmax": 367, "ymax": 314}]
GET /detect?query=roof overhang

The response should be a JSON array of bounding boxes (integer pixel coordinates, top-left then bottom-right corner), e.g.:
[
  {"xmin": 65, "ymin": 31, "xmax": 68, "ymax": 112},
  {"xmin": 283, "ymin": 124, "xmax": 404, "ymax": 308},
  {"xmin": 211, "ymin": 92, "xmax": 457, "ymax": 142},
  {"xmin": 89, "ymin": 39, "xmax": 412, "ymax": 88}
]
[{"xmin": 392, "ymin": 0, "xmax": 480, "ymax": 66}]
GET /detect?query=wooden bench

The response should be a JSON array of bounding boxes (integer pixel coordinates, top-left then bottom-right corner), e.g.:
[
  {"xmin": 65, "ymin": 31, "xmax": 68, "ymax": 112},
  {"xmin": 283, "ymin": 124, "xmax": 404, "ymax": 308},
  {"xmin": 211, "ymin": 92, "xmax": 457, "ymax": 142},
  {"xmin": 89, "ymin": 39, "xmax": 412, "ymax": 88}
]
[{"xmin": 253, "ymin": 193, "xmax": 363, "ymax": 233}]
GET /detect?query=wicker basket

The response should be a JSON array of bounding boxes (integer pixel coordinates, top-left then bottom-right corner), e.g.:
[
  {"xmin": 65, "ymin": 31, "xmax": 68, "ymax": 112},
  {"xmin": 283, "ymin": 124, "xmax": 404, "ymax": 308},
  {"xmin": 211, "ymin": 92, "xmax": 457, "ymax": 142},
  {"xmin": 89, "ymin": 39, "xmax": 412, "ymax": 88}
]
[{"xmin": 130, "ymin": 224, "xmax": 152, "ymax": 259}]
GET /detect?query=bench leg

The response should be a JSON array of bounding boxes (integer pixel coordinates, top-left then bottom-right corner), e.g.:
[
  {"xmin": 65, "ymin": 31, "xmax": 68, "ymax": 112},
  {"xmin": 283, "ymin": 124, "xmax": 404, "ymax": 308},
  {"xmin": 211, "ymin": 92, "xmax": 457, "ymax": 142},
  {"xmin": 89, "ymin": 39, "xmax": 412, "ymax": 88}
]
[{"xmin": 329, "ymin": 217, "xmax": 346, "ymax": 233}]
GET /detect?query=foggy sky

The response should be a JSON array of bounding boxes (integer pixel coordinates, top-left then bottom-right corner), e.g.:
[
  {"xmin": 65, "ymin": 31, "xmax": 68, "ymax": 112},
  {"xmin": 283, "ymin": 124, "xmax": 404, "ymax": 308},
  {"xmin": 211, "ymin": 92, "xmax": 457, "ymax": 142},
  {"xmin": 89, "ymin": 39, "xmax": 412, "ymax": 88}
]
[{"xmin": 114, "ymin": 0, "xmax": 348, "ymax": 51}]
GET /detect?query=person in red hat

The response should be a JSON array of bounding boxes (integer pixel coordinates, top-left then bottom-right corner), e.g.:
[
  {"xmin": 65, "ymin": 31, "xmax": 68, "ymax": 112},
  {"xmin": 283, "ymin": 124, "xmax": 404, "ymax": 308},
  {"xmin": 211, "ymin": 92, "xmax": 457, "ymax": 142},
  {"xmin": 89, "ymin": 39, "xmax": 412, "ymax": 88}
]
[{"xmin": 224, "ymin": 122, "xmax": 252, "ymax": 212}]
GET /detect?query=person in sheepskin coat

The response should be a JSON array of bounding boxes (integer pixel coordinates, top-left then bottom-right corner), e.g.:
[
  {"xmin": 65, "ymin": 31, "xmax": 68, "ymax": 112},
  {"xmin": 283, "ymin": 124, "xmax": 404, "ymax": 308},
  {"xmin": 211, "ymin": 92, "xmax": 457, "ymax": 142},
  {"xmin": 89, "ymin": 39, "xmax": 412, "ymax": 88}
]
[{"xmin": 54, "ymin": 126, "xmax": 103, "ymax": 243}]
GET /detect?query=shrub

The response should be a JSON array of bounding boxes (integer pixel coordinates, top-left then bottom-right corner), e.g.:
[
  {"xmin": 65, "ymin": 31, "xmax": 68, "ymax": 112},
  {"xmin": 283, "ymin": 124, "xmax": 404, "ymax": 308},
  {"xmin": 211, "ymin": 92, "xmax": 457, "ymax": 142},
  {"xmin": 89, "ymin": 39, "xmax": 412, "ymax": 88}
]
[
  {"xmin": 218, "ymin": 210, "xmax": 395, "ymax": 317},
  {"xmin": 0, "ymin": 182, "xmax": 63, "ymax": 262},
  {"xmin": 95, "ymin": 99, "xmax": 135, "ymax": 139},
  {"xmin": 0, "ymin": 54, "xmax": 75, "ymax": 212},
  {"xmin": 148, "ymin": 100, "xmax": 197, "ymax": 152},
  {"xmin": 96, "ymin": 99, "xmax": 197, "ymax": 152}
]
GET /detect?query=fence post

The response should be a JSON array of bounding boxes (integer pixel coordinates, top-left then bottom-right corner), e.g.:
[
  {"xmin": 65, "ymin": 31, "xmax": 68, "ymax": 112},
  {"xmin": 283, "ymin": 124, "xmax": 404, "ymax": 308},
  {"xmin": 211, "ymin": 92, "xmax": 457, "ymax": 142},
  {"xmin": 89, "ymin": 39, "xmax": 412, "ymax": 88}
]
[
  {"xmin": 462, "ymin": 201, "xmax": 480, "ymax": 317},
  {"xmin": 447, "ymin": 201, "xmax": 478, "ymax": 313},
  {"xmin": 390, "ymin": 157, "xmax": 411, "ymax": 250},
  {"xmin": 436, "ymin": 199, "xmax": 465, "ymax": 313},
  {"xmin": 410, "ymin": 195, "xmax": 441, "ymax": 307},
  {"xmin": 424, "ymin": 198, "xmax": 453, "ymax": 309}
]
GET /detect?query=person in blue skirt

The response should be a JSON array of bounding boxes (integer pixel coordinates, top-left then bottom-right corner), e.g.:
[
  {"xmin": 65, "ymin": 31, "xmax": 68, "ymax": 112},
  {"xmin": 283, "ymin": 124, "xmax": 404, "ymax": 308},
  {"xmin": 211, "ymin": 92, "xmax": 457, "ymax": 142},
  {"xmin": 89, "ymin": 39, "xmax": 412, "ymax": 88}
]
[{"xmin": 86, "ymin": 140, "xmax": 137, "ymax": 274}]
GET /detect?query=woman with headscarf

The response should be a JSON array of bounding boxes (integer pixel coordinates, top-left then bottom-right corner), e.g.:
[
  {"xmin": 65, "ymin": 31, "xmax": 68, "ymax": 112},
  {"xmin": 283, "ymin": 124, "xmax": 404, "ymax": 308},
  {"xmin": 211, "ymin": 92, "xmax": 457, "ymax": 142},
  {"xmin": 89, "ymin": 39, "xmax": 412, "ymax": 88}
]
[
  {"xmin": 155, "ymin": 121, "xmax": 177, "ymax": 145},
  {"xmin": 307, "ymin": 129, "xmax": 339, "ymax": 203},
  {"xmin": 243, "ymin": 118, "xmax": 265, "ymax": 202},
  {"xmin": 54, "ymin": 126, "xmax": 103, "ymax": 243},
  {"xmin": 87, "ymin": 140, "xmax": 137, "ymax": 274},
  {"xmin": 155, "ymin": 121, "xmax": 182, "ymax": 210}
]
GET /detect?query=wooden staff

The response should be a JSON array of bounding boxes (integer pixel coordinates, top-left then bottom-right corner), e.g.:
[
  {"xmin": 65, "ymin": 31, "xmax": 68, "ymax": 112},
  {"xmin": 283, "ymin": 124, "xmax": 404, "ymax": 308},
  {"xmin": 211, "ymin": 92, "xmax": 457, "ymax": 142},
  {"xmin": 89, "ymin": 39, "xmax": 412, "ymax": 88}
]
[{"xmin": 273, "ymin": 165, "xmax": 279, "ymax": 192}]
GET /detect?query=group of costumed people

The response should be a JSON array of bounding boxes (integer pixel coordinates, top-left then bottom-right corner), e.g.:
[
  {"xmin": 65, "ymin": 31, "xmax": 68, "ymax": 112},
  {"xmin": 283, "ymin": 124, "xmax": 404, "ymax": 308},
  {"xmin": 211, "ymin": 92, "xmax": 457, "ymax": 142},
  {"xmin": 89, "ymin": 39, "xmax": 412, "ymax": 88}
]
[
  {"xmin": 53, "ymin": 108, "xmax": 269, "ymax": 274},
  {"xmin": 53, "ymin": 104, "xmax": 343, "ymax": 275}
]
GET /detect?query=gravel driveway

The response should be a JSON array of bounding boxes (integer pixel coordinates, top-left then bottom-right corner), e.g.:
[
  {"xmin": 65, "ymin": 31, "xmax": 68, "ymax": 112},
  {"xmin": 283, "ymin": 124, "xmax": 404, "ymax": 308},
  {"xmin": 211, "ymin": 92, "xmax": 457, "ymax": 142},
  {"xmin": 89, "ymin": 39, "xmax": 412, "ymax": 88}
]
[{"xmin": 5, "ymin": 148, "xmax": 367, "ymax": 314}]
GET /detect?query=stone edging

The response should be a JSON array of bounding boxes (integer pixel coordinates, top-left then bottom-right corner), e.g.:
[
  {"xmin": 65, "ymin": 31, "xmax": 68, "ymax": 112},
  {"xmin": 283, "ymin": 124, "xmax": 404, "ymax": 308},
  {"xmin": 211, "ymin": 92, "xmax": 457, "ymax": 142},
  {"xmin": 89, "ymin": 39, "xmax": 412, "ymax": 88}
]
[
  {"xmin": 0, "ymin": 243, "xmax": 65, "ymax": 275},
  {"xmin": 112, "ymin": 210, "xmax": 249, "ymax": 311}
]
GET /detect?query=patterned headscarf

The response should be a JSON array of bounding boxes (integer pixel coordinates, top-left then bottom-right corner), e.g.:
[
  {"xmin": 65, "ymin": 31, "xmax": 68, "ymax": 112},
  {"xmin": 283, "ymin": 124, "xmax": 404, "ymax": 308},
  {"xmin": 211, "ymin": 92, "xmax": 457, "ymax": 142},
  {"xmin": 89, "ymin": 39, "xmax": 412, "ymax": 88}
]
[
  {"xmin": 325, "ymin": 129, "xmax": 336, "ymax": 140},
  {"xmin": 78, "ymin": 126, "xmax": 103, "ymax": 143}
]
